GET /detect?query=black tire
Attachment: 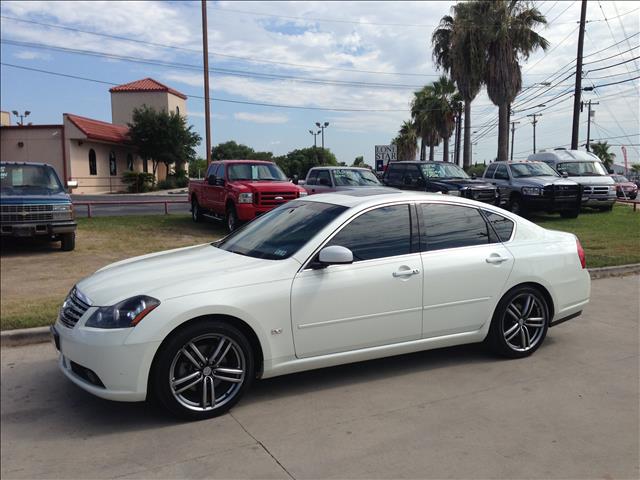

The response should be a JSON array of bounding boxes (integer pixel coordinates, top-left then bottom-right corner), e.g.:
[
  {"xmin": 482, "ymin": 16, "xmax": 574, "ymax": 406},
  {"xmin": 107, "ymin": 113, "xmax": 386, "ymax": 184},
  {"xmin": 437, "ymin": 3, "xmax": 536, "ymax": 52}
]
[
  {"xmin": 486, "ymin": 285, "xmax": 550, "ymax": 358},
  {"xmin": 226, "ymin": 204, "xmax": 239, "ymax": 232},
  {"xmin": 560, "ymin": 208, "xmax": 579, "ymax": 219},
  {"xmin": 60, "ymin": 232, "xmax": 75, "ymax": 251},
  {"xmin": 629, "ymin": 194, "xmax": 637, "ymax": 200},
  {"xmin": 152, "ymin": 320, "xmax": 255, "ymax": 420},
  {"xmin": 509, "ymin": 196, "xmax": 528, "ymax": 217},
  {"xmin": 191, "ymin": 198, "xmax": 203, "ymax": 222}
]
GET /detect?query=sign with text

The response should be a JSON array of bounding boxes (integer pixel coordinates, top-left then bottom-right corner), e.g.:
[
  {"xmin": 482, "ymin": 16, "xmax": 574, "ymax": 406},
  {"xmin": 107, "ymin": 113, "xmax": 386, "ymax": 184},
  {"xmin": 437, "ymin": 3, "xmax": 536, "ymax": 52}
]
[{"xmin": 375, "ymin": 145, "xmax": 397, "ymax": 171}]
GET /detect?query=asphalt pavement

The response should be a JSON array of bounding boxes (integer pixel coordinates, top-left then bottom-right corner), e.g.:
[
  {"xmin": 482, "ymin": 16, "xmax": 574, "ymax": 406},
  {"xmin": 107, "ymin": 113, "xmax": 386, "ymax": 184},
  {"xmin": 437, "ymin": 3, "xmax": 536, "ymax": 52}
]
[
  {"xmin": 1, "ymin": 275, "xmax": 638, "ymax": 479},
  {"xmin": 71, "ymin": 194, "xmax": 190, "ymax": 217}
]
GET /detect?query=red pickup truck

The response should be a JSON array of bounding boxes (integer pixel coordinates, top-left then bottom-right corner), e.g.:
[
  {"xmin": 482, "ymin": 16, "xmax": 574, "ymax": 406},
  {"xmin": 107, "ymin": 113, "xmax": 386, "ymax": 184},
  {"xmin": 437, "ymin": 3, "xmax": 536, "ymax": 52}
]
[{"xmin": 189, "ymin": 160, "xmax": 307, "ymax": 231}]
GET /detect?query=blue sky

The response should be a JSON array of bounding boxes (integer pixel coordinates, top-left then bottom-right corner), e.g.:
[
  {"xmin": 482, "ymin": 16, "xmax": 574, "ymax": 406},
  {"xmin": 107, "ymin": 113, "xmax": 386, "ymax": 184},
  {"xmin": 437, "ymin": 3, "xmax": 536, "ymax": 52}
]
[{"xmin": 1, "ymin": 1, "xmax": 639, "ymax": 167}]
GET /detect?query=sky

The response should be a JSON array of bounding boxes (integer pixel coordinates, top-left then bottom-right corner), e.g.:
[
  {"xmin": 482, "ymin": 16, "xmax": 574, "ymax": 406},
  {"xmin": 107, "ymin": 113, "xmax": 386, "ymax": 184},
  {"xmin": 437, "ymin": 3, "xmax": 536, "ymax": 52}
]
[{"xmin": 1, "ymin": 1, "xmax": 639, "ymax": 168}]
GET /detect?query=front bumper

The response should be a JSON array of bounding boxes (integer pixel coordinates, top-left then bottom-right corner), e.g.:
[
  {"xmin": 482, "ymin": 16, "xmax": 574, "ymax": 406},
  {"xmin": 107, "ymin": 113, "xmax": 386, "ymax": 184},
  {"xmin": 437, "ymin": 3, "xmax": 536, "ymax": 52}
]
[
  {"xmin": 236, "ymin": 203, "xmax": 279, "ymax": 221},
  {"xmin": 523, "ymin": 196, "xmax": 579, "ymax": 211},
  {"xmin": 581, "ymin": 195, "xmax": 616, "ymax": 207},
  {"xmin": 0, "ymin": 221, "xmax": 76, "ymax": 237},
  {"xmin": 51, "ymin": 317, "xmax": 160, "ymax": 402}
]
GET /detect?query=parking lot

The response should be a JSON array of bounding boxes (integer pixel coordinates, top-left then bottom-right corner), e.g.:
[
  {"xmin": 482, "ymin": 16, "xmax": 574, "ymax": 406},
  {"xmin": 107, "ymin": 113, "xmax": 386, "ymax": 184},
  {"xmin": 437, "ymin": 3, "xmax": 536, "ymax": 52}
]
[{"xmin": 1, "ymin": 274, "xmax": 638, "ymax": 479}]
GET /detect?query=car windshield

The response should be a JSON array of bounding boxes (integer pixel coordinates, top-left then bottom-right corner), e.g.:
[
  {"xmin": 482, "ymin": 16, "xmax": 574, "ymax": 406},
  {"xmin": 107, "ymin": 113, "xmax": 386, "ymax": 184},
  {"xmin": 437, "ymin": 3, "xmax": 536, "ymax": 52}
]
[
  {"xmin": 613, "ymin": 175, "xmax": 629, "ymax": 182},
  {"xmin": 333, "ymin": 169, "xmax": 381, "ymax": 186},
  {"xmin": 556, "ymin": 161, "xmax": 608, "ymax": 176},
  {"xmin": 0, "ymin": 164, "xmax": 64, "ymax": 195},
  {"xmin": 227, "ymin": 163, "xmax": 288, "ymax": 181},
  {"xmin": 419, "ymin": 163, "xmax": 470, "ymax": 179},
  {"xmin": 216, "ymin": 200, "xmax": 347, "ymax": 260},
  {"xmin": 510, "ymin": 162, "xmax": 559, "ymax": 178}
]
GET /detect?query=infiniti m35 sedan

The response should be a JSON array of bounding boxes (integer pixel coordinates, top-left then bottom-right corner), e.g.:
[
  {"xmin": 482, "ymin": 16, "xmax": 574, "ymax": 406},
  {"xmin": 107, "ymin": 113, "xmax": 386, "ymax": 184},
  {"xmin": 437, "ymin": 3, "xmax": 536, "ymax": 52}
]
[{"xmin": 52, "ymin": 190, "xmax": 590, "ymax": 419}]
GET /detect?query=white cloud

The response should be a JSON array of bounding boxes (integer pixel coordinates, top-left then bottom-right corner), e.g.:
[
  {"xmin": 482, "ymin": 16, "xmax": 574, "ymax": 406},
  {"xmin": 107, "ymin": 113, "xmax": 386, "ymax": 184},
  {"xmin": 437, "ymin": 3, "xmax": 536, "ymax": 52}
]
[
  {"xmin": 189, "ymin": 111, "xmax": 227, "ymax": 120},
  {"xmin": 13, "ymin": 50, "xmax": 51, "ymax": 60},
  {"xmin": 234, "ymin": 112, "xmax": 288, "ymax": 124}
]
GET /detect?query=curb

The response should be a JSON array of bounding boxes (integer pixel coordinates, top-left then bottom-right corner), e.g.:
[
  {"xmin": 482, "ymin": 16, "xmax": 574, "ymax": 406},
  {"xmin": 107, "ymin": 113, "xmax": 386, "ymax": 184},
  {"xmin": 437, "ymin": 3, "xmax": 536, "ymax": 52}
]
[{"xmin": 2, "ymin": 264, "xmax": 639, "ymax": 348}]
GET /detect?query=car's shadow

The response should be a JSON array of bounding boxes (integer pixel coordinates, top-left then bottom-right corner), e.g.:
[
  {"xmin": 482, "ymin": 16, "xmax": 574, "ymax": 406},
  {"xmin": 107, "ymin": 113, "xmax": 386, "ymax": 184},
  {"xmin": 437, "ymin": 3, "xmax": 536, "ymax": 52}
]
[{"xmin": 0, "ymin": 237, "xmax": 62, "ymax": 256}]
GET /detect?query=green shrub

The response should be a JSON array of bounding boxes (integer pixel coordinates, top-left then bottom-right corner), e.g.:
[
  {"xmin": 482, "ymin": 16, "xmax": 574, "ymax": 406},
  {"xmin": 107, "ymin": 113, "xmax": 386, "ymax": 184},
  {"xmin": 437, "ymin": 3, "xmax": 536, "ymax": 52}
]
[
  {"xmin": 465, "ymin": 163, "xmax": 488, "ymax": 178},
  {"xmin": 122, "ymin": 171, "xmax": 155, "ymax": 193}
]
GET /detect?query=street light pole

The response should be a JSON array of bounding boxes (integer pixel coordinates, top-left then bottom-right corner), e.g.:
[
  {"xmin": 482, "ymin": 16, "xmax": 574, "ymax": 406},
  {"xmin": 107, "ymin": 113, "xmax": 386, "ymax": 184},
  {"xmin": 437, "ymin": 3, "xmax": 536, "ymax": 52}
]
[
  {"xmin": 309, "ymin": 129, "xmax": 320, "ymax": 148},
  {"xmin": 11, "ymin": 110, "xmax": 30, "ymax": 126},
  {"xmin": 315, "ymin": 121, "xmax": 330, "ymax": 150},
  {"xmin": 526, "ymin": 113, "xmax": 542, "ymax": 153},
  {"xmin": 583, "ymin": 100, "xmax": 599, "ymax": 152}
]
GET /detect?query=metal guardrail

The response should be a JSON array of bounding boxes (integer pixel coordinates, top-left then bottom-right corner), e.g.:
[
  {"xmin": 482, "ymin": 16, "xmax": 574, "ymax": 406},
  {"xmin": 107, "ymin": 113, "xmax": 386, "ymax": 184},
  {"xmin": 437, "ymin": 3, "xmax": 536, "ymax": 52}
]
[
  {"xmin": 616, "ymin": 198, "xmax": 639, "ymax": 211},
  {"xmin": 72, "ymin": 200, "xmax": 189, "ymax": 217}
]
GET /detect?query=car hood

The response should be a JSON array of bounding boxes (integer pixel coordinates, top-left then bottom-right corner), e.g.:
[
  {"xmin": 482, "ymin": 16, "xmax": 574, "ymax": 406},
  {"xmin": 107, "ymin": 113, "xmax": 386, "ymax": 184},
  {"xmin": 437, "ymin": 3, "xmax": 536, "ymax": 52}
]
[
  {"xmin": 565, "ymin": 175, "xmax": 614, "ymax": 185},
  {"xmin": 76, "ymin": 244, "xmax": 298, "ymax": 306},
  {"xmin": 233, "ymin": 180, "xmax": 301, "ymax": 192},
  {"xmin": 515, "ymin": 176, "xmax": 577, "ymax": 187},
  {"xmin": 428, "ymin": 178, "xmax": 495, "ymax": 189},
  {"xmin": 0, "ymin": 191, "xmax": 71, "ymax": 203}
]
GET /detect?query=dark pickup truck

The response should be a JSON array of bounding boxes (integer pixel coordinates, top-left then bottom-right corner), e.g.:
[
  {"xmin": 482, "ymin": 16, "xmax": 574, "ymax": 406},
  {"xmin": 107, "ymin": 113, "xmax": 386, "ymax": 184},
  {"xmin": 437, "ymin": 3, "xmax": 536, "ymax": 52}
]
[
  {"xmin": 1, "ymin": 162, "xmax": 77, "ymax": 251},
  {"xmin": 382, "ymin": 161, "xmax": 500, "ymax": 205}
]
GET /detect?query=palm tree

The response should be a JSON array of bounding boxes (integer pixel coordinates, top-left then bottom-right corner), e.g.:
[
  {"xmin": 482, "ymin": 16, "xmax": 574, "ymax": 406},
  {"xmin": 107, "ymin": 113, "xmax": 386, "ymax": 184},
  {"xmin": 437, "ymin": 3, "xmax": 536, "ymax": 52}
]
[
  {"xmin": 429, "ymin": 76, "xmax": 462, "ymax": 163},
  {"xmin": 590, "ymin": 141, "xmax": 616, "ymax": 171},
  {"xmin": 483, "ymin": 0, "xmax": 549, "ymax": 161},
  {"xmin": 394, "ymin": 121, "xmax": 418, "ymax": 161},
  {"xmin": 411, "ymin": 86, "xmax": 440, "ymax": 161},
  {"xmin": 432, "ymin": 1, "xmax": 487, "ymax": 169}
]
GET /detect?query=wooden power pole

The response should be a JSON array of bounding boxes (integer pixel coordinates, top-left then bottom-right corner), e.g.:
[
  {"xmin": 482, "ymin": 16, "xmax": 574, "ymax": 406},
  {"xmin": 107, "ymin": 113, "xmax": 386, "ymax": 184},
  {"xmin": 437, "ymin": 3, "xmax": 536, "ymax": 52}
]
[
  {"xmin": 201, "ymin": 0, "xmax": 212, "ymax": 164},
  {"xmin": 571, "ymin": 0, "xmax": 588, "ymax": 150}
]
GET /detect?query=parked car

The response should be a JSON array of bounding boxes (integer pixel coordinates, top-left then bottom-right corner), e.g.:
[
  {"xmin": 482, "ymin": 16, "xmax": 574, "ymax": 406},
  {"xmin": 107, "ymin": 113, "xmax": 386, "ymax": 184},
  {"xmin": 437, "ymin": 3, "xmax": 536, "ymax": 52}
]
[
  {"xmin": 610, "ymin": 175, "xmax": 638, "ymax": 200},
  {"xmin": 188, "ymin": 160, "xmax": 307, "ymax": 231},
  {"xmin": 382, "ymin": 161, "xmax": 500, "ymax": 205},
  {"xmin": 1, "ymin": 162, "xmax": 77, "ymax": 251},
  {"xmin": 303, "ymin": 166, "xmax": 382, "ymax": 195},
  {"xmin": 527, "ymin": 149, "xmax": 616, "ymax": 211},
  {"xmin": 51, "ymin": 191, "xmax": 590, "ymax": 419},
  {"xmin": 483, "ymin": 161, "xmax": 582, "ymax": 218}
]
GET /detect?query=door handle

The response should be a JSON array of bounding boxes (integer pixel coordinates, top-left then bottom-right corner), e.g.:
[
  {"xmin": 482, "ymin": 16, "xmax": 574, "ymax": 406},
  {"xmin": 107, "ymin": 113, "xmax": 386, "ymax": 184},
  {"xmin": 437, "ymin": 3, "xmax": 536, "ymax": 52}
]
[
  {"xmin": 486, "ymin": 255, "xmax": 508, "ymax": 264},
  {"xmin": 392, "ymin": 268, "xmax": 420, "ymax": 277}
]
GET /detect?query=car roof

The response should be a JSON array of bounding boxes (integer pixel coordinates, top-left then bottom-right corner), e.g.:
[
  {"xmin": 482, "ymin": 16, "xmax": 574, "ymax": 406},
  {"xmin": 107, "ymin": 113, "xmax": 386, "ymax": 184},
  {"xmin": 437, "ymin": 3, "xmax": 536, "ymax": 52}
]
[
  {"xmin": 213, "ymin": 160, "xmax": 274, "ymax": 164},
  {"xmin": 309, "ymin": 166, "xmax": 370, "ymax": 171},
  {"xmin": 0, "ymin": 161, "xmax": 54, "ymax": 167},
  {"xmin": 389, "ymin": 161, "xmax": 461, "ymax": 165}
]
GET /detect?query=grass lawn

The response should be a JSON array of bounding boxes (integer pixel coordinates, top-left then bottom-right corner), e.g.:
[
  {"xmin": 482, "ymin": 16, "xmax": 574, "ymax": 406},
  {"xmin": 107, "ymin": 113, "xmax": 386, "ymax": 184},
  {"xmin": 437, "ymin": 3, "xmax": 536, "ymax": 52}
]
[{"xmin": 1, "ymin": 205, "xmax": 638, "ymax": 330}]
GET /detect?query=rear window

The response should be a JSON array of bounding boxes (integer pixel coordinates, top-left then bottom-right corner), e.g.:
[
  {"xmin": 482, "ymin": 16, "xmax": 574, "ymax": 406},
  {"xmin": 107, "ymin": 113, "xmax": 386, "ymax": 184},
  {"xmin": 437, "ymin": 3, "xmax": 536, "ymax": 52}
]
[{"xmin": 483, "ymin": 210, "xmax": 515, "ymax": 242}]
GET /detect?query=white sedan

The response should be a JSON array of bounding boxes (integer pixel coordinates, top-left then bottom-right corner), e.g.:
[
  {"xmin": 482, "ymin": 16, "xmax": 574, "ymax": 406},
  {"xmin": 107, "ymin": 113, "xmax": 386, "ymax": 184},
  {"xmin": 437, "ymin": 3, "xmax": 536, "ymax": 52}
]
[{"xmin": 51, "ymin": 190, "xmax": 590, "ymax": 419}]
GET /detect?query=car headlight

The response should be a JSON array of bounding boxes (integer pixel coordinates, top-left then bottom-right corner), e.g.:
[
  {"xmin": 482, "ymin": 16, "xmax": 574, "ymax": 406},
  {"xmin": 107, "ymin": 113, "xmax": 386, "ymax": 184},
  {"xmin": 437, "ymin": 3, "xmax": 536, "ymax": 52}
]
[
  {"xmin": 52, "ymin": 204, "xmax": 74, "ymax": 220},
  {"xmin": 298, "ymin": 191, "xmax": 308, "ymax": 197},
  {"xmin": 85, "ymin": 295, "xmax": 160, "ymax": 329},
  {"xmin": 446, "ymin": 190, "xmax": 461, "ymax": 196},
  {"xmin": 237, "ymin": 193, "xmax": 253, "ymax": 204},
  {"xmin": 522, "ymin": 187, "xmax": 541, "ymax": 196},
  {"xmin": 608, "ymin": 185, "xmax": 617, "ymax": 193}
]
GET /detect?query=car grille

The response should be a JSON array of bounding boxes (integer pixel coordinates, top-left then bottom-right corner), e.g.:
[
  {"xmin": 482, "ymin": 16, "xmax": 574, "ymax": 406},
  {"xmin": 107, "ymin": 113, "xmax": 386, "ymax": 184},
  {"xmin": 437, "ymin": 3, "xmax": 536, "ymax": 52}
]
[
  {"xmin": 59, "ymin": 288, "xmax": 91, "ymax": 329},
  {"xmin": 464, "ymin": 188, "xmax": 496, "ymax": 204},
  {"xmin": 256, "ymin": 191, "xmax": 298, "ymax": 207},
  {"xmin": 582, "ymin": 186, "xmax": 610, "ymax": 196},
  {"xmin": 0, "ymin": 204, "xmax": 54, "ymax": 223},
  {"xmin": 543, "ymin": 184, "xmax": 580, "ymax": 201}
]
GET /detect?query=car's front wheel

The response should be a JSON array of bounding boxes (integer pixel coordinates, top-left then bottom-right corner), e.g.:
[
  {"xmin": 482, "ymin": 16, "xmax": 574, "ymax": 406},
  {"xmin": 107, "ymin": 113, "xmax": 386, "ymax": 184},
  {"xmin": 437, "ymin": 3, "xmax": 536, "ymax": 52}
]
[
  {"xmin": 191, "ymin": 198, "xmax": 203, "ymax": 222},
  {"xmin": 486, "ymin": 286, "xmax": 550, "ymax": 358},
  {"xmin": 152, "ymin": 320, "xmax": 255, "ymax": 420},
  {"xmin": 60, "ymin": 232, "xmax": 75, "ymax": 251},
  {"xmin": 509, "ymin": 196, "xmax": 528, "ymax": 217}
]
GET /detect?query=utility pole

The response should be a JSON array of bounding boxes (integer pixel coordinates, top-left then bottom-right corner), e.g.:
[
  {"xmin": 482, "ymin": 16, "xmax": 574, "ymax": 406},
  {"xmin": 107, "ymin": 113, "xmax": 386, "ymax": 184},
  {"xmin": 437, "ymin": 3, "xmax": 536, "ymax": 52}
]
[
  {"xmin": 582, "ymin": 100, "xmax": 599, "ymax": 152},
  {"xmin": 510, "ymin": 121, "xmax": 520, "ymax": 161},
  {"xmin": 571, "ymin": 0, "xmax": 588, "ymax": 150},
  {"xmin": 526, "ymin": 113, "xmax": 542, "ymax": 153},
  {"xmin": 454, "ymin": 111, "xmax": 462, "ymax": 166},
  {"xmin": 201, "ymin": 0, "xmax": 212, "ymax": 164},
  {"xmin": 315, "ymin": 122, "xmax": 329, "ymax": 149}
]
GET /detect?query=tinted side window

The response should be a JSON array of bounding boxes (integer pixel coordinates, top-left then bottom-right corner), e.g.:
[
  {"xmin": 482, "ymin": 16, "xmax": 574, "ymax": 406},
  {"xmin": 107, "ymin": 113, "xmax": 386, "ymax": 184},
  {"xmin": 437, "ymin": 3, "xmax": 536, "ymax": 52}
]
[
  {"xmin": 206, "ymin": 163, "xmax": 218, "ymax": 178},
  {"xmin": 403, "ymin": 165, "xmax": 423, "ymax": 186},
  {"xmin": 328, "ymin": 205, "xmax": 412, "ymax": 261},
  {"xmin": 317, "ymin": 170, "xmax": 331, "ymax": 186},
  {"xmin": 483, "ymin": 210, "xmax": 515, "ymax": 242},
  {"xmin": 420, "ymin": 204, "xmax": 491, "ymax": 251},
  {"xmin": 385, "ymin": 164, "xmax": 406, "ymax": 185},
  {"xmin": 306, "ymin": 170, "xmax": 318, "ymax": 185},
  {"xmin": 494, "ymin": 165, "xmax": 509, "ymax": 180},
  {"xmin": 218, "ymin": 164, "xmax": 226, "ymax": 180},
  {"xmin": 485, "ymin": 163, "xmax": 497, "ymax": 178}
]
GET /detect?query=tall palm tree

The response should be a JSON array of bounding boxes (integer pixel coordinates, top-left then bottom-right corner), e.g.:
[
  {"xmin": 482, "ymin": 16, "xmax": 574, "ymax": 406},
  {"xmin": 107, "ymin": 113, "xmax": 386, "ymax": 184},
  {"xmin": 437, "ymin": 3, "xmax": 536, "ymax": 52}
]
[
  {"xmin": 432, "ymin": 1, "xmax": 487, "ymax": 169},
  {"xmin": 429, "ymin": 76, "xmax": 462, "ymax": 163},
  {"xmin": 411, "ymin": 86, "xmax": 440, "ymax": 161},
  {"xmin": 590, "ymin": 141, "xmax": 616, "ymax": 171},
  {"xmin": 393, "ymin": 120, "xmax": 419, "ymax": 161},
  {"xmin": 483, "ymin": 0, "xmax": 549, "ymax": 161}
]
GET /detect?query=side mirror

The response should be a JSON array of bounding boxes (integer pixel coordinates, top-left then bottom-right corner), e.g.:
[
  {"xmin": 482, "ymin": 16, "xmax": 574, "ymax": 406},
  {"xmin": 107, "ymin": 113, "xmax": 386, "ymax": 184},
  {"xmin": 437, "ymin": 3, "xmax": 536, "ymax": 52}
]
[
  {"xmin": 66, "ymin": 180, "xmax": 78, "ymax": 189},
  {"xmin": 292, "ymin": 174, "xmax": 299, "ymax": 185},
  {"xmin": 561, "ymin": 171, "xmax": 569, "ymax": 178},
  {"xmin": 314, "ymin": 245, "xmax": 354, "ymax": 268},
  {"xmin": 471, "ymin": 173, "xmax": 477, "ymax": 179},
  {"xmin": 207, "ymin": 175, "xmax": 216, "ymax": 185}
]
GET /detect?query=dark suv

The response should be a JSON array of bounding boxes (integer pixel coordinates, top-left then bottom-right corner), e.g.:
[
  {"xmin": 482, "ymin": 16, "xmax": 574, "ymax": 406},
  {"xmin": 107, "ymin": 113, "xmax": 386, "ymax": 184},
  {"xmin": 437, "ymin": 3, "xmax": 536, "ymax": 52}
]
[
  {"xmin": 483, "ymin": 161, "xmax": 581, "ymax": 218},
  {"xmin": 382, "ymin": 161, "xmax": 500, "ymax": 205}
]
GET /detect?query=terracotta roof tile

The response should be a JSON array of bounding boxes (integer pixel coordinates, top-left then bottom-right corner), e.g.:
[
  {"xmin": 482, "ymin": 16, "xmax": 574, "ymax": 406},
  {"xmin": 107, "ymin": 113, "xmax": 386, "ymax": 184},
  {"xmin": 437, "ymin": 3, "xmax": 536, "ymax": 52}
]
[
  {"xmin": 109, "ymin": 77, "xmax": 188, "ymax": 100},
  {"xmin": 65, "ymin": 114, "xmax": 130, "ymax": 144}
]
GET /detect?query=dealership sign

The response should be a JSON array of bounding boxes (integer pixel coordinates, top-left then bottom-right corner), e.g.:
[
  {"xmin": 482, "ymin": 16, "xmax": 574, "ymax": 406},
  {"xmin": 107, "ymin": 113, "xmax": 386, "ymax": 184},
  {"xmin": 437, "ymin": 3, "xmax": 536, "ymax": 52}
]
[{"xmin": 375, "ymin": 145, "xmax": 397, "ymax": 171}]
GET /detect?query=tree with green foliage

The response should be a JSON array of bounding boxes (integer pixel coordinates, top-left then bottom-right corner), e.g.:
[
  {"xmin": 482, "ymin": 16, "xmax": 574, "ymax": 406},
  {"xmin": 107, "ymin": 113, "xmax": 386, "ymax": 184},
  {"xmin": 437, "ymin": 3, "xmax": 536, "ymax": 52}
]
[
  {"xmin": 128, "ymin": 106, "xmax": 201, "ymax": 176},
  {"xmin": 411, "ymin": 86, "xmax": 440, "ymax": 161},
  {"xmin": 352, "ymin": 156, "xmax": 366, "ymax": 167},
  {"xmin": 275, "ymin": 148, "xmax": 338, "ymax": 179},
  {"xmin": 590, "ymin": 141, "xmax": 616, "ymax": 171},
  {"xmin": 429, "ymin": 76, "xmax": 463, "ymax": 163},
  {"xmin": 211, "ymin": 141, "xmax": 274, "ymax": 161},
  {"xmin": 188, "ymin": 158, "xmax": 208, "ymax": 178},
  {"xmin": 631, "ymin": 163, "xmax": 640, "ymax": 174},
  {"xmin": 392, "ymin": 121, "xmax": 418, "ymax": 161}
]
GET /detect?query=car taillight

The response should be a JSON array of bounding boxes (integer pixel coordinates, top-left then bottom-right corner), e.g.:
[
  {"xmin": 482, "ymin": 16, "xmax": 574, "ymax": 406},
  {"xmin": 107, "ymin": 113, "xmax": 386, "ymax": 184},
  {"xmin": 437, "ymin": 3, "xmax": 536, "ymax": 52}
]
[{"xmin": 576, "ymin": 237, "xmax": 586, "ymax": 269}]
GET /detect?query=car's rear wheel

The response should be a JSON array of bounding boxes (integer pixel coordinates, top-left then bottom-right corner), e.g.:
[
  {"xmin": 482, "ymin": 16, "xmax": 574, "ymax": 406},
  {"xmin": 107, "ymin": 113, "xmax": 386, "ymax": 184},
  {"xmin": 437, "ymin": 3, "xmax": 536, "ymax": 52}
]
[
  {"xmin": 60, "ymin": 232, "xmax": 75, "ymax": 251},
  {"xmin": 152, "ymin": 320, "xmax": 255, "ymax": 420},
  {"xmin": 191, "ymin": 198, "xmax": 203, "ymax": 222},
  {"xmin": 487, "ymin": 286, "xmax": 549, "ymax": 358},
  {"xmin": 226, "ymin": 205, "xmax": 239, "ymax": 232}
]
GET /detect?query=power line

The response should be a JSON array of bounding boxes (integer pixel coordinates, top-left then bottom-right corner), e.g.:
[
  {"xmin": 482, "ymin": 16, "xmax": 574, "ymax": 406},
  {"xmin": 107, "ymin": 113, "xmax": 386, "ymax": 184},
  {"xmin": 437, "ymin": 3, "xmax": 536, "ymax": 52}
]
[{"xmin": 586, "ymin": 75, "xmax": 640, "ymax": 89}]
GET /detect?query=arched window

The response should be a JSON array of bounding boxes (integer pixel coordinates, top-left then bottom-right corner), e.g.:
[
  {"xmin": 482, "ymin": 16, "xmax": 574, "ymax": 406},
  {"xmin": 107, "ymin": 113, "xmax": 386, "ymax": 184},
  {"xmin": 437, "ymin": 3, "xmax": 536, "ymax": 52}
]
[
  {"xmin": 127, "ymin": 153, "xmax": 134, "ymax": 171},
  {"xmin": 109, "ymin": 151, "xmax": 117, "ymax": 176},
  {"xmin": 88, "ymin": 149, "xmax": 97, "ymax": 175},
  {"xmin": 175, "ymin": 105, "xmax": 180, "ymax": 115}
]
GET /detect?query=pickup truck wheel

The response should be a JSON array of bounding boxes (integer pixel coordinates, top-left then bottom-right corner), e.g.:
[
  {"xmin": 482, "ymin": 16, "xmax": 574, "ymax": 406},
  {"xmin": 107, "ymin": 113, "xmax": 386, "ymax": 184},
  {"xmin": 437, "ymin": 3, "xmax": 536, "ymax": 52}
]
[
  {"xmin": 509, "ymin": 196, "xmax": 528, "ymax": 217},
  {"xmin": 152, "ymin": 320, "xmax": 255, "ymax": 420},
  {"xmin": 226, "ymin": 205, "xmax": 239, "ymax": 232},
  {"xmin": 60, "ymin": 232, "xmax": 75, "ymax": 251},
  {"xmin": 191, "ymin": 199, "xmax": 203, "ymax": 222}
]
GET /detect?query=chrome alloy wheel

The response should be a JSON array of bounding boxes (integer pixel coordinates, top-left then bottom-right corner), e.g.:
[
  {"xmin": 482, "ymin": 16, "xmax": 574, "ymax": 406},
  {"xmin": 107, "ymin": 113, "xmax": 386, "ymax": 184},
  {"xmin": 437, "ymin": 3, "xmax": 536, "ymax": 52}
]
[
  {"xmin": 502, "ymin": 293, "xmax": 547, "ymax": 352},
  {"xmin": 169, "ymin": 334, "xmax": 246, "ymax": 412}
]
